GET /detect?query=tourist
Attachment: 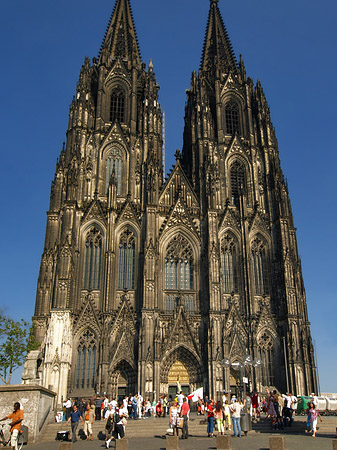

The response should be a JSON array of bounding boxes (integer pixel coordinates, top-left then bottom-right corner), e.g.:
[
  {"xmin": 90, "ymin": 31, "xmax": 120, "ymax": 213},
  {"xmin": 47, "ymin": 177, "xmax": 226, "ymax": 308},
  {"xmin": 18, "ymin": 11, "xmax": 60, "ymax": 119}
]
[
  {"xmin": 63, "ymin": 397, "xmax": 72, "ymax": 421},
  {"xmin": 180, "ymin": 397, "xmax": 190, "ymax": 439},
  {"xmin": 169, "ymin": 400, "xmax": 179, "ymax": 436},
  {"xmin": 251, "ymin": 391, "xmax": 259, "ymax": 422},
  {"xmin": 306, "ymin": 401, "xmax": 322, "ymax": 438},
  {"xmin": 206, "ymin": 398, "xmax": 215, "ymax": 437},
  {"xmin": 223, "ymin": 400, "xmax": 232, "ymax": 431},
  {"xmin": 214, "ymin": 400, "xmax": 224, "ymax": 436},
  {"xmin": 0, "ymin": 402, "xmax": 24, "ymax": 450},
  {"xmin": 83, "ymin": 403, "xmax": 95, "ymax": 440},
  {"xmin": 66, "ymin": 404, "xmax": 84, "ymax": 443},
  {"xmin": 230, "ymin": 397, "xmax": 243, "ymax": 438}
]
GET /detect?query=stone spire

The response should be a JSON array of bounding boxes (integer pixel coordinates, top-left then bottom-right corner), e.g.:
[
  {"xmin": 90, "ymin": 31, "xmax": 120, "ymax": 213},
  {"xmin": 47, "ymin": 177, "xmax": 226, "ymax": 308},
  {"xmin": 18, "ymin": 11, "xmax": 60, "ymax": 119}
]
[
  {"xmin": 201, "ymin": 0, "xmax": 237, "ymax": 74},
  {"xmin": 98, "ymin": 0, "xmax": 141, "ymax": 67}
]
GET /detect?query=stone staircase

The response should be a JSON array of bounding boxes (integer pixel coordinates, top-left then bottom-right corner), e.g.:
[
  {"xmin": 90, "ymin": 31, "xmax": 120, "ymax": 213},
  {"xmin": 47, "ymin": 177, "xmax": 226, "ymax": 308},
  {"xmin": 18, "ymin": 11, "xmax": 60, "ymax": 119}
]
[{"xmin": 37, "ymin": 412, "xmax": 337, "ymax": 443}]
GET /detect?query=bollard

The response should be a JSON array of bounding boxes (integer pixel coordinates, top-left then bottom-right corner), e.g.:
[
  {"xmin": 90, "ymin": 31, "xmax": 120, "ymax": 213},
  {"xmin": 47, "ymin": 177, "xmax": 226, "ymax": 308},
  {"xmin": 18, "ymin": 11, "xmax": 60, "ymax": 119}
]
[
  {"xmin": 269, "ymin": 435, "xmax": 286, "ymax": 450},
  {"xmin": 216, "ymin": 434, "xmax": 232, "ymax": 449},
  {"xmin": 59, "ymin": 443, "xmax": 72, "ymax": 450},
  {"xmin": 332, "ymin": 439, "xmax": 337, "ymax": 450},
  {"xmin": 116, "ymin": 438, "xmax": 128, "ymax": 449},
  {"xmin": 166, "ymin": 435, "xmax": 179, "ymax": 450}
]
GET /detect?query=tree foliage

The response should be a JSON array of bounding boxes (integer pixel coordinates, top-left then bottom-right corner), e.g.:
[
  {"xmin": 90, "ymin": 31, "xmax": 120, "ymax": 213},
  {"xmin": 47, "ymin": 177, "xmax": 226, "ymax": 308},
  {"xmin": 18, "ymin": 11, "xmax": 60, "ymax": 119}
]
[{"xmin": 0, "ymin": 312, "xmax": 39, "ymax": 384}]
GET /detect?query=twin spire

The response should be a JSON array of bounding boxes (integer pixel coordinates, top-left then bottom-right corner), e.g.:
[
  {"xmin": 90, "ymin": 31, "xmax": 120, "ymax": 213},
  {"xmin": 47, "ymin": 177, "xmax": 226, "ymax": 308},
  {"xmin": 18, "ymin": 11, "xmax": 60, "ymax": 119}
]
[
  {"xmin": 99, "ymin": 0, "xmax": 237, "ymax": 74},
  {"xmin": 201, "ymin": 0, "xmax": 237, "ymax": 73},
  {"xmin": 99, "ymin": 0, "xmax": 141, "ymax": 66}
]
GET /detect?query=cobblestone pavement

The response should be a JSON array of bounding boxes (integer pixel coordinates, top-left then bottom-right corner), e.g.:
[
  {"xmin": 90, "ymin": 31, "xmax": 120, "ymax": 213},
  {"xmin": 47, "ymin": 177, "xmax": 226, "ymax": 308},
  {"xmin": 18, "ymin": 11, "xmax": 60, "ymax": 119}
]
[{"xmin": 24, "ymin": 431, "xmax": 337, "ymax": 450}]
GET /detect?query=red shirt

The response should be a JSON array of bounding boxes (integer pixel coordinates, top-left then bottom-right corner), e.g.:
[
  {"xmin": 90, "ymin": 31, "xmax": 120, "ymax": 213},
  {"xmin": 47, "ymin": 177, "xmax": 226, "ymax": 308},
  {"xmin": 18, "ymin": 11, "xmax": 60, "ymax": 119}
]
[
  {"xmin": 180, "ymin": 402, "xmax": 190, "ymax": 415},
  {"xmin": 207, "ymin": 404, "xmax": 214, "ymax": 418}
]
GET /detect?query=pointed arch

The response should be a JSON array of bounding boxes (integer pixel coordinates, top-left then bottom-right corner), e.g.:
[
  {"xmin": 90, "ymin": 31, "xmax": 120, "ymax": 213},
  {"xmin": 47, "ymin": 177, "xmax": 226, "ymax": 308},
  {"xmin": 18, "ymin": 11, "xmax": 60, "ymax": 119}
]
[
  {"xmin": 251, "ymin": 235, "xmax": 270, "ymax": 295},
  {"xmin": 105, "ymin": 147, "xmax": 124, "ymax": 195},
  {"xmin": 117, "ymin": 227, "xmax": 136, "ymax": 290},
  {"xmin": 83, "ymin": 226, "xmax": 103, "ymax": 289},
  {"xmin": 229, "ymin": 159, "xmax": 246, "ymax": 207},
  {"xmin": 220, "ymin": 232, "xmax": 239, "ymax": 294},
  {"xmin": 257, "ymin": 329, "xmax": 276, "ymax": 387},
  {"xmin": 224, "ymin": 100, "xmax": 240, "ymax": 135},
  {"xmin": 160, "ymin": 345, "xmax": 203, "ymax": 386},
  {"xmin": 110, "ymin": 87, "xmax": 125, "ymax": 123},
  {"xmin": 75, "ymin": 328, "xmax": 98, "ymax": 390}
]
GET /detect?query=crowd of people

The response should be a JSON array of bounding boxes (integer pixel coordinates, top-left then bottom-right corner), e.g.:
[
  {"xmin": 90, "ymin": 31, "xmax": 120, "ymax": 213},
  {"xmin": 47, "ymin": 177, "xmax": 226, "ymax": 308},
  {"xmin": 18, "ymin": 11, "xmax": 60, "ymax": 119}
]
[{"xmin": 60, "ymin": 390, "xmax": 323, "ymax": 445}]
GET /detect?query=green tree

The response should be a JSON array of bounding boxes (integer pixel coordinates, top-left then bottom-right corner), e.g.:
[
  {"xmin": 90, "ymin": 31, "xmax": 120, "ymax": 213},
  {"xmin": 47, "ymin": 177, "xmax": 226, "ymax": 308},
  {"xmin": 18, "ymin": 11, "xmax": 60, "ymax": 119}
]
[{"xmin": 0, "ymin": 313, "xmax": 39, "ymax": 384}]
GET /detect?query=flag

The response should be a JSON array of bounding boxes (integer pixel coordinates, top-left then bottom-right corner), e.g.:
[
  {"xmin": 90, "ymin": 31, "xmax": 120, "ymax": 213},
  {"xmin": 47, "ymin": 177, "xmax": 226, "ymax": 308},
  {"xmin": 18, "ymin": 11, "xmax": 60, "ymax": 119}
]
[{"xmin": 187, "ymin": 387, "xmax": 203, "ymax": 402}]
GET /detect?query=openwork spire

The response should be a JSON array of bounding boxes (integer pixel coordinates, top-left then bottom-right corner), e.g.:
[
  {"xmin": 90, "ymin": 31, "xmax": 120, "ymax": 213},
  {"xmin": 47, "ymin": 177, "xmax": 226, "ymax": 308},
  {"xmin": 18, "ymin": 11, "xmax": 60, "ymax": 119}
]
[
  {"xmin": 201, "ymin": 0, "xmax": 237, "ymax": 74},
  {"xmin": 99, "ymin": 0, "xmax": 141, "ymax": 66}
]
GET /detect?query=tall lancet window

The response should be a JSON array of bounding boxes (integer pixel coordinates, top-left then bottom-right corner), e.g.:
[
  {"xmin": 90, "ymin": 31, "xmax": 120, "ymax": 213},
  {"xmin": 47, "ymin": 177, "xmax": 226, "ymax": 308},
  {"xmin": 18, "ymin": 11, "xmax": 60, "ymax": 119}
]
[
  {"xmin": 230, "ymin": 160, "xmax": 246, "ymax": 207},
  {"xmin": 165, "ymin": 235, "xmax": 194, "ymax": 290},
  {"xmin": 221, "ymin": 235, "xmax": 238, "ymax": 293},
  {"xmin": 251, "ymin": 237, "xmax": 269, "ymax": 295},
  {"xmin": 106, "ymin": 148, "xmax": 123, "ymax": 195},
  {"xmin": 225, "ymin": 101, "xmax": 240, "ymax": 135},
  {"xmin": 110, "ymin": 88, "xmax": 125, "ymax": 123},
  {"xmin": 84, "ymin": 227, "xmax": 102, "ymax": 289},
  {"xmin": 76, "ymin": 329, "xmax": 97, "ymax": 389},
  {"xmin": 118, "ymin": 229, "xmax": 135, "ymax": 290}
]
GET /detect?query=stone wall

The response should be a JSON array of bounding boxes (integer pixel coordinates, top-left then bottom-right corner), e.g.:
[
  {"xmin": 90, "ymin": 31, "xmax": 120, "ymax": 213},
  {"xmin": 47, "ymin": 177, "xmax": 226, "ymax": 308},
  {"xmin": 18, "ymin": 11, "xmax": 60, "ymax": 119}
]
[{"xmin": 0, "ymin": 384, "xmax": 56, "ymax": 442}]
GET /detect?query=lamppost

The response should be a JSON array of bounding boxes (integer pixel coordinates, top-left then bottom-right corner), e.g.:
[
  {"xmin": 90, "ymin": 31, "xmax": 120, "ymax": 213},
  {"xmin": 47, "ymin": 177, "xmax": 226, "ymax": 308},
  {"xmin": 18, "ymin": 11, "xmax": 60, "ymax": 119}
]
[
  {"xmin": 221, "ymin": 355, "xmax": 262, "ymax": 435},
  {"xmin": 221, "ymin": 355, "xmax": 263, "ymax": 398}
]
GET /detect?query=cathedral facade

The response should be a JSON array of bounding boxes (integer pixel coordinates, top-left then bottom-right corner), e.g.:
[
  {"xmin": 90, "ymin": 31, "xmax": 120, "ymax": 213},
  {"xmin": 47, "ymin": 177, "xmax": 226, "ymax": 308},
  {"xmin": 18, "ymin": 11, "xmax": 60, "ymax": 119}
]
[{"xmin": 25, "ymin": 0, "xmax": 318, "ymax": 404}]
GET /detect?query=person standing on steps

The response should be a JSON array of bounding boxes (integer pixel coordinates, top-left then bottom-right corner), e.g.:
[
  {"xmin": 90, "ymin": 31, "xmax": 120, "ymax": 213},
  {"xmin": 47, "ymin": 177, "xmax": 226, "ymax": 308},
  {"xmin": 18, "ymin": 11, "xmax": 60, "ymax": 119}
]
[
  {"xmin": 180, "ymin": 397, "xmax": 190, "ymax": 439},
  {"xmin": 66, "ymin": 404, "xmax": 84, "ymax": 443}
]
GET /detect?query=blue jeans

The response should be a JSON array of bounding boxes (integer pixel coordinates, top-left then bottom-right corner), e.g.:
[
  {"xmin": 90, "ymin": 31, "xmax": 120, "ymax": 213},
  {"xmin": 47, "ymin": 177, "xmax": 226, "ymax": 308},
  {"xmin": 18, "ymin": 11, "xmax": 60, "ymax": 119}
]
[
  {"xmin": 207, "ymin": 416, "xmax": 214, "ymax": 434},
  {"xmin": 132, "ymin": 404, "xmax": 137, "ymax": 419},
  {"xmin": 232, "ymin": 417, "xmax": 241, "ymax": 437}
]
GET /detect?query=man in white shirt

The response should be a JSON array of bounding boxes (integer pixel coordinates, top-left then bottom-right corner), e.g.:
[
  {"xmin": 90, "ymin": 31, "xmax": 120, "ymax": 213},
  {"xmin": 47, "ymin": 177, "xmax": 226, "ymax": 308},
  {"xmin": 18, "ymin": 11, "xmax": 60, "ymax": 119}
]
[
  {"xmin": 104, "ymin": 404, "xmax": 114, "ymax": 420},
  {"xmin": 177, "ymin": 391, "xmax": 184, "ymax": 412},
  {"xmin": 109, "ymin": 398, "xmax": 118, "ymax": 414}
]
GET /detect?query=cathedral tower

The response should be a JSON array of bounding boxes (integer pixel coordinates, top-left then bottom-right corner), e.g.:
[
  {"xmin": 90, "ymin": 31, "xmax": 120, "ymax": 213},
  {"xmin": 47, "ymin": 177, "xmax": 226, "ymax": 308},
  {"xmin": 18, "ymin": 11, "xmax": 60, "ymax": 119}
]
[{"xmin": 24, "ymin": 0, "xmax": 317, "ymax": 403}]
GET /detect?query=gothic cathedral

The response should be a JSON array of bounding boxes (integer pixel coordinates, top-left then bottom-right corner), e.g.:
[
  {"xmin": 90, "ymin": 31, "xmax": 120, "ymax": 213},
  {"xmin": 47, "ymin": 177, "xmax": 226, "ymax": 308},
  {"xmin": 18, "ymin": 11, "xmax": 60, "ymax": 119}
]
[{"xmin": 24, "ymin": 0, "xmax": 318, "ymax": 404}]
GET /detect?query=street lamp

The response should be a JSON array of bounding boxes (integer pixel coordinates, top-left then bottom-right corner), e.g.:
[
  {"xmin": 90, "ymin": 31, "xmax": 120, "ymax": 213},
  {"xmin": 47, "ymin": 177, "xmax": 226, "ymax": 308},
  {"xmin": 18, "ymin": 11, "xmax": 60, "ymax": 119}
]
[{"xmin": 221, "ymin": 355, "xmax": 263, "ymax": 397}]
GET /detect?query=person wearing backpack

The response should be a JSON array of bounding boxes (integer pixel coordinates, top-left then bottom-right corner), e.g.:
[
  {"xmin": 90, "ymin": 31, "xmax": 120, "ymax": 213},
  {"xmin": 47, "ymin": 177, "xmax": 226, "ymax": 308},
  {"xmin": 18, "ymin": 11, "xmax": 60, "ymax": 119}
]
[{"xmin": 105, "ymin": 414, "xmax": 114, "ymax": 448}]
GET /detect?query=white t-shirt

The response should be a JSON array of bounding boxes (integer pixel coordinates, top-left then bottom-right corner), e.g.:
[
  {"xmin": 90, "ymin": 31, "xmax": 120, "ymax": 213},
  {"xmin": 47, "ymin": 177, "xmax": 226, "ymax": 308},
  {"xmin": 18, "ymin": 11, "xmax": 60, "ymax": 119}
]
[
  {"xmin": 105, "ymin": 408, "xmax": 114, "ymax": 419},
  {"xmin": 177, "ymin": 394, "xmax": 184, "ymax": 405}
]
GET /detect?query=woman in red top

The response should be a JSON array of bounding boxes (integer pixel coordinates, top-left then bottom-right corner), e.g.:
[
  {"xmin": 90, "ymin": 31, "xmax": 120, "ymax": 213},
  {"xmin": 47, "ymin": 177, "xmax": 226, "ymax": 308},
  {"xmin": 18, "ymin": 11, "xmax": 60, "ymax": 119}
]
[{"xmin": 207, "ymin": 399, "xmax": 215, "ymax": 437}]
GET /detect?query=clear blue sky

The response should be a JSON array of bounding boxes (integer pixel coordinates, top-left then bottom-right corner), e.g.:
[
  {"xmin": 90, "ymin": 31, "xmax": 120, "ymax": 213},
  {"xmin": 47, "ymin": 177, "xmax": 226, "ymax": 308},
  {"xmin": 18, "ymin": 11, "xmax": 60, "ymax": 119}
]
[{"xmin": 1, "ymin": 0, "xmax": 336, "ymax": 392}]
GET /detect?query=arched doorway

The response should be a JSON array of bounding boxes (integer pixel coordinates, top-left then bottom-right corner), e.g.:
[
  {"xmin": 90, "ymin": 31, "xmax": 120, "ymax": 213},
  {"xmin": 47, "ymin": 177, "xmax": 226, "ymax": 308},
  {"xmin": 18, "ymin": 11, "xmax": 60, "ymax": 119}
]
[
  {"xmin": 110, "ymin": 359, "xmax": 136, "ymax": 400},
  {"xmin": 168, "ymin": 361, "xmax": 189, "ymax": 397},
  {"xmin": 160, "ymin": 346, "xmax": 203, "ymax": 397}
]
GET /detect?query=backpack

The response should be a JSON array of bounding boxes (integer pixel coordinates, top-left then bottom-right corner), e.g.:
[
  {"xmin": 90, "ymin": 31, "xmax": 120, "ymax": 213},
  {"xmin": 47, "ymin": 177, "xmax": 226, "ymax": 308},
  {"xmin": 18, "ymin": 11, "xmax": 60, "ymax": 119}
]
[{"xmin": 113, "ymin": 411, "xmax": 121, "ymax": 424}]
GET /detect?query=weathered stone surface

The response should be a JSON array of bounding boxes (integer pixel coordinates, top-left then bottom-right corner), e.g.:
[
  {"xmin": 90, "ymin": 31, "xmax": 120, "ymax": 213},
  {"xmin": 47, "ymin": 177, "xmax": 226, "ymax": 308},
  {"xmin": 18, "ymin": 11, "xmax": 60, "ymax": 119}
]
[
  {"xmin": 216, "ymin": 434, "xmax": 232, "ymax": 449},
  {"xmin": 58, "ymin": 443, "xmax": 72, "ymax": 450},
  {"xmin": 116, "ymin": 438, "xmax": 128, "ymax": 450},
  {"xmin": 269, "ymin": 435, "xmax": 286, "ymax": 450},
  {"xmin": 166, "ymin": 435, "xmax": 179, "ymax": 450}
]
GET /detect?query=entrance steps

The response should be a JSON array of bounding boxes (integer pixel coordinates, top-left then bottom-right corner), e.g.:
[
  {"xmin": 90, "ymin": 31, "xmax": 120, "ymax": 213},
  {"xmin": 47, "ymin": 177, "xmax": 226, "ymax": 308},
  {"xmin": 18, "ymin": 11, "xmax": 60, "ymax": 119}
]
[{"xmin": 37, "ymin": 412, "xmax": 337, "ymax": 443}]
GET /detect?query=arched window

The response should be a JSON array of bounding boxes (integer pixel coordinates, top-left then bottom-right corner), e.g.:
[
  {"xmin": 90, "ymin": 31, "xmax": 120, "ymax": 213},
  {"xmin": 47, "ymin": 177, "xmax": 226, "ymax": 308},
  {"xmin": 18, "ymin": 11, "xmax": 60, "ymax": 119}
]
[
  {"xmin": 165, "ymin": 235, "xmax": 194, "ymax": 290},
  {"xmin": 258, "ymin": 331, "xmax": 274, "ymax": 387},
  {"xmin": 76, "ymin": 329, "xmax": 97, "ymax": 389},
  {"xmin": 118, "ymin": 229, "xmax": 135, "ymax": 290},
  {"xmin": 225, "ymin": 101, "xmax": 240, "ymax": 135},
  {"xmin": 84, "ymin": 227, "xmax": 102, "ymax": 289},
  {"xmin": 230, "ymin": 160, "xmax": 246, "ymax": 207},
  {"xmin": 221, "ymin": 235, "xmax": 238, "ymax": 293},
  {"xmin": 110, "ymin": 88, "xmax": 125, "ymax": 123},
  {"xmin": 251, "ymin": 238, "xmax": 269, "ymax": 295},
  {"xmin": 105, "ymin": 148, "xmax": 123, "ymax": 195}
]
